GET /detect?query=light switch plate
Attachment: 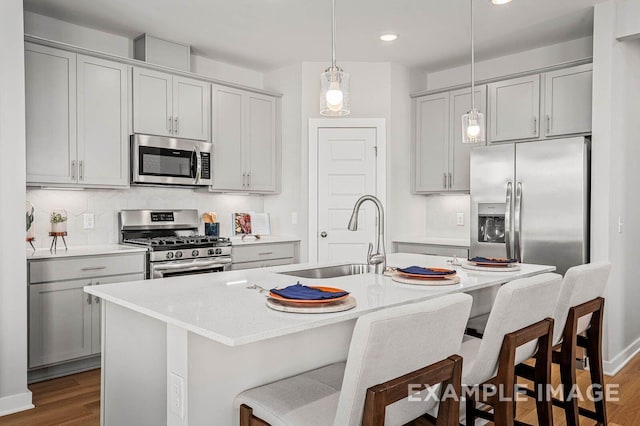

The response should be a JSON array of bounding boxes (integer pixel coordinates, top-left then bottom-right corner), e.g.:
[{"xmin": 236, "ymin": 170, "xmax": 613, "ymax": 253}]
[
  {"xmin": 169, "ymin": 372, "xmax": 185, "ymax": 419},
  {"xmin": 83, "ymin": 213, "xmax": 95, "ymax": 229},
  {"xmin": 456, "ymin": 212, "xmax": 464, "ymax": 226}
]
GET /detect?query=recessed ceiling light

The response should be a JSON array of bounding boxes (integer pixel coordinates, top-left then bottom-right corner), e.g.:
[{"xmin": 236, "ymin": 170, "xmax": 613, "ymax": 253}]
[
  {"xmin": 491, "ymin": 0, "xmax": 512, "ymax": 4},
  {"xmin": 379, "ymin": 33, "xmax": 398, "ymax": 42}
]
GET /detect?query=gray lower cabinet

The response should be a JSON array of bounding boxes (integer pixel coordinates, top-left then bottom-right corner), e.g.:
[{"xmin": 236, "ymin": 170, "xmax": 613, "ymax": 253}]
[
  {"xmin": 231, "ymin": 242, "xmax": 298, "ymax": 270},
  {"xmin": 28, "ymin": 253, "xmax": 145, "ymax": 370}
]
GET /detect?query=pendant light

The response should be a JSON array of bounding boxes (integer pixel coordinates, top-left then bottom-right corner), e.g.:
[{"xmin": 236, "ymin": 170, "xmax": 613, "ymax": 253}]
[
  {"xmin": 320, "ymin": 0, "xmax": 350, "ymax": 116},
  {"xmin": 461, "ymin": 0, "xmax": 485, "ymax": 143}
]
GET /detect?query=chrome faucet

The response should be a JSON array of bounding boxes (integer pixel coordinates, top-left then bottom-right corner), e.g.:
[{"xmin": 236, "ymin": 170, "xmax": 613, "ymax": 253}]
[{"xmin": 347, "ymin": 195, "xmax": 386, "ymax": 273}]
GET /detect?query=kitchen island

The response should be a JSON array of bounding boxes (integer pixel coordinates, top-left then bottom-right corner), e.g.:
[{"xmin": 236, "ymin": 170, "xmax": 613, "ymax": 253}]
[{"xmin": 85, "ymin": 253, "xmax": 555, "ymax": 426}]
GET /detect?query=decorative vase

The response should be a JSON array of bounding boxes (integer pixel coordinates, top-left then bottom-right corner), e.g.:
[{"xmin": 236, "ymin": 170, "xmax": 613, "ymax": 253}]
[{"xmin": 49, "ymin": 209, "xmax": 68, "ymax": 235}]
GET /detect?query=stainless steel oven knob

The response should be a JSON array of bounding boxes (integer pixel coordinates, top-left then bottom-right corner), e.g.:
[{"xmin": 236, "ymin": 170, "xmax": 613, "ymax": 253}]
[
  {"xmin": 208, "ymin": 249, "xmax": 215, "ymax": 255},
  {"xmin": 175, "ymin": 251, "xmax": 183, "ymax": 258},
  {"xmin": 216, "ymin": 248, "xmax": 222, "ymax": 255},
  {"xmin": 166, "ymin": 252, "xmax": 174, "ymax": 259},
  {"xmin": 192, "ymin": 249, "xmax": 199, "ymax": 257}
]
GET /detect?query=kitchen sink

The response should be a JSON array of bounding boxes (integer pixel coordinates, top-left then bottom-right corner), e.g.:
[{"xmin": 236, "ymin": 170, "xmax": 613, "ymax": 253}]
[{"xmin": 279, "ymin": 263, "xmax": 374, "ymax": 279}]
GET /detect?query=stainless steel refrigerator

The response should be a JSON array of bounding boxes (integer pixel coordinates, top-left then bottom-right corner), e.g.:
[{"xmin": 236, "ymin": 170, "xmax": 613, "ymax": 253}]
[{"xmin": 470, "ymin": 137, "xmax": 589, "ymax": 275}]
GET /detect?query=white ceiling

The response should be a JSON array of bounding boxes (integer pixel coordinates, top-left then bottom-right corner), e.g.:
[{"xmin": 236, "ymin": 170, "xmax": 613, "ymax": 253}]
[{"xmin": 23, "ymin": 0, "xmax": 600, "ymax": 72}]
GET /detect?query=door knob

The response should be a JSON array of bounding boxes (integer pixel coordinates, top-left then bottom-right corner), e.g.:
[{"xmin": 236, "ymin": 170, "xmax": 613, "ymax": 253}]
[{"xmin": 320, "ymin": 231, "xmax": 327, "ymax": 238}]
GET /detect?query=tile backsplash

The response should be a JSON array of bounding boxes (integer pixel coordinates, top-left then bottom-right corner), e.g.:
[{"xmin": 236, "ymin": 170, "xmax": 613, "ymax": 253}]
[
  {"xmin": 424, "ymin": 194, "xmax": 471, "ymax": 240},
  {"xmin": 26, "ymin": 187, "xmax": 264, "ymax": 248}
]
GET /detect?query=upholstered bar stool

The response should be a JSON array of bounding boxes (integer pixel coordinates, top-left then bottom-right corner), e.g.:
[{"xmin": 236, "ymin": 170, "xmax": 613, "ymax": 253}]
[
  {"xmin": 460, "ymin": 273, "xmax": 563, "ymax": 426},
  {"xmin": 235, "ymin": 293, "xmax": 473, "ymax": 426},
  {"xmin": 516, "ymin": 262, "xmax": 611, "ymax": 426}
]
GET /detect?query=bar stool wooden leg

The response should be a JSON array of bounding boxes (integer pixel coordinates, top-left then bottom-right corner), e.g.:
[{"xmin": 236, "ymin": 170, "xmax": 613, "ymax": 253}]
[
  {"xmin": 534, "ymin": 326, "xmax": 554, "ymax": 426},
  {"xmin": 559, "ymin": 335, "xmax": 580, "ymax": 426},
  {"xmin": 465, "ymin": 397, "xmax": 477, "ymax": 426},
  {"xmin": 585, "ymin": 302, "xmax": 607, "ymax": 425}
]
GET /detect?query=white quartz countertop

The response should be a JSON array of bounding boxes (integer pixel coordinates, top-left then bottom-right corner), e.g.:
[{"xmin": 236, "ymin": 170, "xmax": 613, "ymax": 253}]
[
  {"xmin": 230, "ymin": 235, "xmax": 300, "ymax": 246},
  {"xmin": 27, "ymin": 244, "xmax": 148, "ymax": 260},
  {"xmin": 85, "ymin": 253, "xmax": 554, "ymax": 347},
  {"xmin": 393, "ymin": 237, "xmax": 470, "ymax": 247}
]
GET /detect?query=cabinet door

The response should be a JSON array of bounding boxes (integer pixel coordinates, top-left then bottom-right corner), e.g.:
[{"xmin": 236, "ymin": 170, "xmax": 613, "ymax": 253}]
[
  {"xmin": 25, "ymin": 43, "xmax": 77, "ymax": 184},
  {"xmin": 449, "ymin": 85, "xmax": 487, "ymax": 192},
  {"xmin": 211, "ymin": 85, "xmax": 244, "ymax": 190},
  {"xmin": 489, "ymin": 75, "xmax": 540, "ymax": 142},
  {"xmin": 172, "ymin": 76, "xmax": 210, "ymax": 141},
  {"xmin": 246, "ymin": 93, "xmax": 277, "ymax": 192},
  {"xmin": 29, "ymin": 279, "xmax": 92, "ymax": 368},
  {"xmin": 414, "ymin": 93, "xmax": 450, "ymax": 193},
  {"xmin": 543, "ymin": 64, "xmax": 592, "ymax": 137},
  {"xmin": 133, "ymin": 67, "xmax": 173, "ymax": 137},
  {"xmin": 90, "ymin": 273, "xmax": 145, "ymax": 355},
  {"xmin": 77, "ymin": 55, "xmax": 129, "ymax": 186}
]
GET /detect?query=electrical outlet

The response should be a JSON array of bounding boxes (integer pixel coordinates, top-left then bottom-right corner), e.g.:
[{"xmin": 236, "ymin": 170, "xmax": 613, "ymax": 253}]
[
  {"xmin": 83, "ymin": 213, "xmax": 95, "ymax": 229},
  {"xmin": 291, "ymin": 211, "xmax": 298, "ymax": 225},
  {"xmin": 456, "ymin": 212, "xmax": 464, "ymax": 226},
  {"xmin": 169, "ymin": 372, "xmax": 185, "ymax": 419}
]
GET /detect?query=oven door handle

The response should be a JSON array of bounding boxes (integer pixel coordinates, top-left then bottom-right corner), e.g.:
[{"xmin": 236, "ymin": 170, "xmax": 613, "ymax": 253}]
[{"xmin": 154, "ymin": 258, "xmax": 232, "ymax": 272}]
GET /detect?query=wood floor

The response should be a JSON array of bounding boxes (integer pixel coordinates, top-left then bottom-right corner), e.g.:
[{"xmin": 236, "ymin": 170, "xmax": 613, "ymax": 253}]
[{"xmin": 1, "ymin": 355, "xmax": 639, "ymax": 426}]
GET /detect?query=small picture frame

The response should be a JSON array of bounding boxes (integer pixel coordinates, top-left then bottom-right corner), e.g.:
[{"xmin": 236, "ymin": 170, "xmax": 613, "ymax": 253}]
[{"xmin": 233, "ymin": 213, "xmax": 252, "ymax": 236}]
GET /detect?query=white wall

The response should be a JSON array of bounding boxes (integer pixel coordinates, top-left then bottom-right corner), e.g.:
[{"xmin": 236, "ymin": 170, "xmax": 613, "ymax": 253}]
[
  {"xmin": 592, "ymin": 0, "xmax": 640, "ymax": 374},
  {"xmin": 0, "ymin": 0, "xmax": 33, "ymax": 417},
  {"xmin": 414, "ymin": 36, "xmax": 594, "ymax": 92},
  {"xmin": 23, "ymin": 11, "xmax": 264, "ymax": 88},
  {"xmin": 26, "ymin": 188, "xmax": 264, "ymax": 247}
]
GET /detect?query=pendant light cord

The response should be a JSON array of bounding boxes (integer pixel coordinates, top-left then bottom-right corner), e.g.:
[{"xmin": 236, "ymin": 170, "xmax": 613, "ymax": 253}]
[
  {"xmin": 470, "ymin": 0, "xmax": 475, "ymax": 110},
  {"xmin": 331, "ymin": 0, "xmax": 337, "ymax": 69}
]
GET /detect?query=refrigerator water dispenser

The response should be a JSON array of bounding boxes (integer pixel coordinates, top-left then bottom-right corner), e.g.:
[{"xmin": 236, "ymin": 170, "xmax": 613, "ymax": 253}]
[{"xmin": 478, "ymin": 203, "xmax": 506, "ymax": 243}]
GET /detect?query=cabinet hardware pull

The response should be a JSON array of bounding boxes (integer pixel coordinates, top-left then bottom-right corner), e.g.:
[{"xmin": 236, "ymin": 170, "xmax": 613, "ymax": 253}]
[
  {"xmin": 258, "ymin": 252, "xmax": 273, "ymax": 256},
  {"xmin": 449, "ymin": 172, "xmax": 453, "ymax": 188},
  {"xmin": 168, "ymin": 116, "xmax": 172, "ymax": 132},
  {"xmin": 242, "ymin": 172, "xmax": 246, "ymax": 188},
  {"xmin": 175, "ymin": 117, "xmax": 179, "ymax": 134},
  {"xmin": 81, "ymin": 266, "xmax": 106, "ymax": 271},
  {"xmin": 248, "ymin": 173, "xmax": 251, "ymax": 188},
  {"xmin": 71, "ymin": 160, "xmax": 76, "ymax": 180},
  {"xmin": 95, "ymin": 296, "xmax": 100, "ymax": 304},
  {"xmin": 546, "ymin": 115, "xmax": 552, "ymax": 133},
  {"xmin": 79, "ymin": 160, "xmax": 84, "ymax": 181},
  {"xmin": 443, "ymin": 173, "xmax": 447, "ymax": 189},
  {"xmin": 87, "ymin": 294, "xmax": 92, "ymax": 305},
  {"xmin": 533, "ymin": 117, "xmax": 537, "ymax": 135}
]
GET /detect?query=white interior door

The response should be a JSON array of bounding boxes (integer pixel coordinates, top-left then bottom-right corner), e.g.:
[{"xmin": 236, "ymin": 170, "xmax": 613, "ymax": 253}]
[{"xmin": 317, "ymin": 127, "xmax": 377, "ymax": 263}]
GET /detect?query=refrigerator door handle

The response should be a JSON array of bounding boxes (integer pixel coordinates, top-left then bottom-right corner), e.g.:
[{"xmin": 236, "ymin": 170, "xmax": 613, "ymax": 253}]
[
  {"xmin": 505, "ymin": 182, "xmax": 513, "ymax": 259},
  {"xmin": 514, "ymin": 181, "xmax": 523, "ymax": 262}
]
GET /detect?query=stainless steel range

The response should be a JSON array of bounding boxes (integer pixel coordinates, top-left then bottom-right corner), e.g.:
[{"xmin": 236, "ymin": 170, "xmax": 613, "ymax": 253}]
[{"xmin": 119, "ymin": 209, "xmax": 232, "ymax": 279}]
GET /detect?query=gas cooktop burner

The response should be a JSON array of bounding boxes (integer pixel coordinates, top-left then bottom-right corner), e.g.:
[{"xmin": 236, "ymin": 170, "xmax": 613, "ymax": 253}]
[{"xmin": 124, "ymin": 235, "xmax": 231, "ymax": 249}]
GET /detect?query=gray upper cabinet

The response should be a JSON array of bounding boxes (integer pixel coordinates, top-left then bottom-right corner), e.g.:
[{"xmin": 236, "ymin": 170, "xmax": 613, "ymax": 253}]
[
  {"xmin": 133, "ymin": 68, "xmax": 173, "ymax": 137},
  {"xmin": 25, "ymin": 43, "xmax": 77, "ymax": 184},
  {"xmin": 211, "ymin": 85, "xmax": 244, "ymax": 191},
  {"xmin": 77, "ymin": 55, "xmax": 129, "ymax": 186},
  {"xmin": 414, "ymin": 92, "xmax": 449, "ymax": 193},
  {"xmin": 488, "ymin": 74, "xmax": 540, "ymax": 143},
  {"xmin": 26, "ymin": 44, "xmax": 129, "ymax": 188},
  {"xmin": 449, "ymin": 85, "xmax": 487, "ymax": 192},
  {"xmin": 210, "ymin": 85, "xmax": 279, "ymax": 193},
  {"xmin": 246, "ymin": 93, "xmax": 278, "ymax": 192},
  {"xmin": 543, "ymin": 64, "xmax": 592, "ymax": 137},
  {"xmin": 133, "ymin": 67, "xmax": 210, "ymax": 141},
  {"xmin": 414, "ymin": 86, "xmax": 486, "ymax": 194}
]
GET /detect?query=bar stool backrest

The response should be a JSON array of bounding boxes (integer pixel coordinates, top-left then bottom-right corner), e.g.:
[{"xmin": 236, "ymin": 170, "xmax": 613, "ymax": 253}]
[
  {"xmin": 463, "ymin": 273, "xmax": 563, "ymax": 386},
  {"xmin": 552, "ymin": 261, "xmax": 612, "ymax": 345},
  {"xmin": 334, "ymin": 293, "xmax": 473, "ymax": 426}
]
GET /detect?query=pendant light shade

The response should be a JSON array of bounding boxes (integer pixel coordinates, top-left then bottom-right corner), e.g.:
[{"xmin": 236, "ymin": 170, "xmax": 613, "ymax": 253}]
[
  {"xmin": 320, "ymin": 0, "xmax": 350, "ymax": 116},
  {"xmin": 461, "ymin": 0, "xmax": 485, "ymax": 143}
]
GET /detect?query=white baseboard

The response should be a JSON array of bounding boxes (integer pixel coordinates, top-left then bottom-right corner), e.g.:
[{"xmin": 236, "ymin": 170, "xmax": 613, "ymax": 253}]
[
  {"xmin": 604, "ymin": 335, "xmax": 640, "ymax": 376},
  {"xmin": 0, "ymin": 391, "xmax": 34, "ymax": 417}
]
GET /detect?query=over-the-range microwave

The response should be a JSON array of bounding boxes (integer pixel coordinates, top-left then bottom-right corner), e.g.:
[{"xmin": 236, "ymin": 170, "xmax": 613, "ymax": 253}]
[{"xmin": 131, "ymin": 134, "xmax": 212, "ymax": 187}]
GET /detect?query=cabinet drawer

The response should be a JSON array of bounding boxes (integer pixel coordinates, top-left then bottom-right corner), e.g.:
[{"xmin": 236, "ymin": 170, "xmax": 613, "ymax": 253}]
[
  {"xmin": 396, "ymin": 243, "xmax": 469, "ymax": 258},
  {"xmin": 29, "ymin": 253, "xmax": 146, "ymax": 284},
  {"xmin": 231, "ymin": 257, "xmax": 295, "ymax": 271},
  {"xmin": 231, "ymin": 243, "xmax": 295, "ymax": 263}
]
